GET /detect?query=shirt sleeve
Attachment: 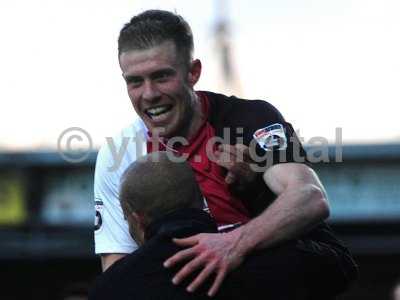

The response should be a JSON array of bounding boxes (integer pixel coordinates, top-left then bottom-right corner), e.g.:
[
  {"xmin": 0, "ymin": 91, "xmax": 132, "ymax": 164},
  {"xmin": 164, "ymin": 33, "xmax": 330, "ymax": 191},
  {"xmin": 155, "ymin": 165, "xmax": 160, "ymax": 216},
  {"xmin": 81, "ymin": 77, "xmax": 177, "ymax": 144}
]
[
  {"xmin": 250, "ymin": 101, "xmax": 308, "ymax": 168},
  {"xmin": 93, "ymin": 143, "xmax": 138, "ymax": 255}
]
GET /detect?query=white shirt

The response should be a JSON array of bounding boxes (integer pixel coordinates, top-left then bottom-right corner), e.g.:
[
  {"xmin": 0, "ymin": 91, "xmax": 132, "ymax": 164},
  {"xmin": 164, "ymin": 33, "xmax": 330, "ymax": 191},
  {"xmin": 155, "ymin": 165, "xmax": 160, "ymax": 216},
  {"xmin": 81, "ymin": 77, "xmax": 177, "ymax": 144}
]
[{"xmin": 94, "ymin": 119, "xmax": 147, "ymax": 254}]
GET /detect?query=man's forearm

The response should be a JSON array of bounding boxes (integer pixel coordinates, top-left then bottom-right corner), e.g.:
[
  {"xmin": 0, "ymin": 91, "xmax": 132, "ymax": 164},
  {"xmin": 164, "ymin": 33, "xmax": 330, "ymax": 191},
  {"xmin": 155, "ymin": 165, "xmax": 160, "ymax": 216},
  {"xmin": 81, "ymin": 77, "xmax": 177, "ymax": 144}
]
[
  {"xmin": 233, "ymin": 183, "xmax": 329, "ymax": 256},
  {"xmin": 162, "ymin": 163, "xmax": 330, "ymax": 295}
]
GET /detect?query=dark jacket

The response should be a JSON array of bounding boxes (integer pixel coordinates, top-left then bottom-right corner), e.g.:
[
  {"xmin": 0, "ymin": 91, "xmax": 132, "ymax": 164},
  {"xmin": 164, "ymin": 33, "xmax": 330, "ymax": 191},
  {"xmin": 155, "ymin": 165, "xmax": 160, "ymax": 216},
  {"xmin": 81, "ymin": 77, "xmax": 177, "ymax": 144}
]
[{"xmin": 89, "ymin": 208, "xmax": 311, "ymax": 300}]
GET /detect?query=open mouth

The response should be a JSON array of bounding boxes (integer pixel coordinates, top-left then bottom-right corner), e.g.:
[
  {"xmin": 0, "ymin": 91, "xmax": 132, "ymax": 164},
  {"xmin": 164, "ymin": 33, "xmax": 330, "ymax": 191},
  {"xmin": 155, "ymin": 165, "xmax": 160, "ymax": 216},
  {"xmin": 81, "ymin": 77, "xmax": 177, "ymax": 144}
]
[{"xmin": 145, "ymin": 105, "xmax": 173, "ymax": 119}]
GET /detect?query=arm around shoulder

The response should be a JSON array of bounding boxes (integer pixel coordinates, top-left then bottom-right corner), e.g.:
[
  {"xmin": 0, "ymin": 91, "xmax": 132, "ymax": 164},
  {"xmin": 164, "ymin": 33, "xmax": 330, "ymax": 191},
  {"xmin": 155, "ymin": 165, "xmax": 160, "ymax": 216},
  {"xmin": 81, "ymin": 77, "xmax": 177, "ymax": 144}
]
[
  {"xmin": 263, "ymin": 162, "xmax": 330, "ymax": 222},
  {"xmin": 234, "ymin": 162, "xmax": 330, "ymax": 255}
]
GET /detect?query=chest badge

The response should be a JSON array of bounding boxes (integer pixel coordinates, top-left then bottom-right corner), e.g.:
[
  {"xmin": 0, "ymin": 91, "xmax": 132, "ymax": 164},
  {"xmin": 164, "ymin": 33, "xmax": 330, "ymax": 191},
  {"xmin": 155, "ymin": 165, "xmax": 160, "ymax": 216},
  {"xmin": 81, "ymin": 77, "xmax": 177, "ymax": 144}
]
[{"xmin": 253, "ymin": 123, "xmax": 287, "ymax": 151}]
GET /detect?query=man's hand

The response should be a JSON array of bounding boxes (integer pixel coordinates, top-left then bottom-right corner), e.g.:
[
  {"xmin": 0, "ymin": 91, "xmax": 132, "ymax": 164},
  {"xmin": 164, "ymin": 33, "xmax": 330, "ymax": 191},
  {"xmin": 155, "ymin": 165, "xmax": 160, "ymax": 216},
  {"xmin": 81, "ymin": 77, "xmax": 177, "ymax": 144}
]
[
  {"xmin": 214, "ymin": 144, "xmax": 257, "ymax": 186},
  {"xmin": 163, "ymin": 230, "xmax": 246, "ymax": 297}
]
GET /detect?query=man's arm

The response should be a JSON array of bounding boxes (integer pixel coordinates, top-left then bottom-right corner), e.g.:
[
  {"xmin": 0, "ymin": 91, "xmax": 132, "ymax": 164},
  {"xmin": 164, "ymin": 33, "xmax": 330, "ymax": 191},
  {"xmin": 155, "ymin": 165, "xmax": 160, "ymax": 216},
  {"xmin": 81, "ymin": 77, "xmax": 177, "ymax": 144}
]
[
  {"xmin": 164, "ymin": 161, "xmax": 329, "ymax": 296},
  {"xmin": 236, "ymin": 162, "xmax": 329, "ymax": 251},
  {"xmin": 101, "ymin": 254, "xmax": 127, "ymax": 272},
  {"xmin": 94, "ymin": 137, "xmax": 139, "ymax": 271}
]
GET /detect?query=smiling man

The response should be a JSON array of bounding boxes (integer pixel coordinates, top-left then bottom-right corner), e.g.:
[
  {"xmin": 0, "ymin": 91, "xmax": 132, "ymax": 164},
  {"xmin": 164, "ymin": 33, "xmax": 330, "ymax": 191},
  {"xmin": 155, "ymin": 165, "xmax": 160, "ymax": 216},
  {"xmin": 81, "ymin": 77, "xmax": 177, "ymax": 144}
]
[
  {"xmin": 119, "ymin": 40, "xmax": 203, "ymax": 140},
  {"xmin": 94, "ymin": 9, "xmax": 357, "ymax": 298}
]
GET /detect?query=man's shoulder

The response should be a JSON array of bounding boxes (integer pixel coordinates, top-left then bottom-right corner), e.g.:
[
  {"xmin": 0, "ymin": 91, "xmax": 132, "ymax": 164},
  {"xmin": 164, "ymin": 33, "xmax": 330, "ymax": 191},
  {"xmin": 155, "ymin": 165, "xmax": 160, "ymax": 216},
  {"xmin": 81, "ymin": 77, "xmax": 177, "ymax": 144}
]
[
  {"xmin": 201, "ymin": 90, "xmax": 284, "ymax": 122},
  {"xmin": 89, "ymin": 250, "xmax": 143, "ymax": 299},
  {"xmin": 200, "ymin": 91, "xmax": 286, "ymax": 142},
  {"xmin": 97, "ymin": 119, "xmax": 146, "ymax": 155},
  {"xmin": 95, "ymin": 119, "xmax": 147, "ymax": 175},
  {"xmin": 89, "ymin": 240, "xmax": 178, "ymax": 300}
]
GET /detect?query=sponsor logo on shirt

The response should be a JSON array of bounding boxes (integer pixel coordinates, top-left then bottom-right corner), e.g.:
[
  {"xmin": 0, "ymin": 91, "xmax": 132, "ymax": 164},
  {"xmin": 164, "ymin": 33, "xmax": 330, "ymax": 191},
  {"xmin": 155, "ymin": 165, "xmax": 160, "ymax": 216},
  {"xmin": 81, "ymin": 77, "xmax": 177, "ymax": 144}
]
[{"xmin": 253, "ymin": 123, "xmax": 287, "ymax": 151}]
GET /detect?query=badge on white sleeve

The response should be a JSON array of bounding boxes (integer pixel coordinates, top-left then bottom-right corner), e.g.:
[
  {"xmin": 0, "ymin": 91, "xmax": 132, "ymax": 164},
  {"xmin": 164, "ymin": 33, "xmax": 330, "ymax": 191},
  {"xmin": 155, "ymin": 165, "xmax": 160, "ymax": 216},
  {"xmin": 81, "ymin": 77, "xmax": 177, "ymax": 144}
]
[
  {"xmin": 253, "ymin": 123, "xmax": 287, "ymax": 151},
  {"xmin": 94, "ymin": 199, "xmax": 103, "ymax": 231}
]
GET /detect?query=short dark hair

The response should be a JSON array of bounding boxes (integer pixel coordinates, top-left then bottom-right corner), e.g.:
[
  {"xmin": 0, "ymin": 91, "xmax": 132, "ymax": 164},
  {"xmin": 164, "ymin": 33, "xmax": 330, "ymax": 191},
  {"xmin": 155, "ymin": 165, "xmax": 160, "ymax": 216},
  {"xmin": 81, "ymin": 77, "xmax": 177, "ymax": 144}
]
[
  {"xmin": 118, "ymin": 10, "xmax": 194, "ymax": 67},
  {"xmin": 120, "ymin": 152, "xmax": 203, "ymax": 227}
]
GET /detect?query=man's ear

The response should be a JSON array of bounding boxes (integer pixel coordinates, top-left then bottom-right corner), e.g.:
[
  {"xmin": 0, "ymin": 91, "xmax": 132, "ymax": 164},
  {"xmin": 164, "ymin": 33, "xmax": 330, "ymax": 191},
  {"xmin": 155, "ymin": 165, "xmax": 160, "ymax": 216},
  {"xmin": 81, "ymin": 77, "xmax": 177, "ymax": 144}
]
[
  {"xmin": 131, "ymin": 212, "xmax": 146, "ymax": 232},
  {"xmin": 128, "ymin": 212, "xmax": 147, "ymax": 246},
  {"xmin": 187, "ymin": 59, "xmax": 202, "ymax": 87}
]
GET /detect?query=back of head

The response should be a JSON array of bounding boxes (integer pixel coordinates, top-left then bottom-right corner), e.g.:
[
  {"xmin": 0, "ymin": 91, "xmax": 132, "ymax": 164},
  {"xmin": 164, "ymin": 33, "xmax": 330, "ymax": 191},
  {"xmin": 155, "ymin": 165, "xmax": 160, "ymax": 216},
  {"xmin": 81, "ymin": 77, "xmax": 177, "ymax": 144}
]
[
  {"xmin": 118, "ymin": 10, "xmax": 194, "ymax": 68},
  {"xmin": 120, "ymin": 152, "xmax": 203, "ymax": 227}
]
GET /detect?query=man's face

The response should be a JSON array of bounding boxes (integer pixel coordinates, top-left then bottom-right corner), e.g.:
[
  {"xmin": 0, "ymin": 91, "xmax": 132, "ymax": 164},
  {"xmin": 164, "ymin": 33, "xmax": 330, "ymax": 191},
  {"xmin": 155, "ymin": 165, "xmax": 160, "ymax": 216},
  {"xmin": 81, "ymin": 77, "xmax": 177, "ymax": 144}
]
[{"xmin": 119, "ymin": 41, "xmax": 198, "ymax": 138}]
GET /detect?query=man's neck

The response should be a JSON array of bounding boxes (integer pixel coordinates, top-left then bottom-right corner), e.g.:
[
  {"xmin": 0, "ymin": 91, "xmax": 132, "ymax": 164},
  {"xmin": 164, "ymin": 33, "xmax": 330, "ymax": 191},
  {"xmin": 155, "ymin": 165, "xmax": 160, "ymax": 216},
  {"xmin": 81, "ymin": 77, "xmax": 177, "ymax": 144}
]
[
  {"xmin": 184, "ymin": 92, "xmax": 205, "ymax": 141},
  {"xmin": 143, "ymin": 208, "xmax": 217, "ymax": 242}
]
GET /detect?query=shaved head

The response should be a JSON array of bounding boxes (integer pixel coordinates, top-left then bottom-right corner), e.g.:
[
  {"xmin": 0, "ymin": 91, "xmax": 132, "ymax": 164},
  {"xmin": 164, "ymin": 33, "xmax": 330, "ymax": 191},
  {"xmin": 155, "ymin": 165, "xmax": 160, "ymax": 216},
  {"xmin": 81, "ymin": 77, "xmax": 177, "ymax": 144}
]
[{"xmin": 119, "ymin": 152, "xmax": 203, "ymax": 242}]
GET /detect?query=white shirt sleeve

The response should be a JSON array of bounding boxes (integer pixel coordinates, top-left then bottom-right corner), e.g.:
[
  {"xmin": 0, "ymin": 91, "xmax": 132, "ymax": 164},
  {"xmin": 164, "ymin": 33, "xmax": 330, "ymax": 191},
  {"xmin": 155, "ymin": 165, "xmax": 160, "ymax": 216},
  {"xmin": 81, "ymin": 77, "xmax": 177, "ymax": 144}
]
[{"xmin": 93, "ymin": 121, "xmax": 147, "ymax": 254}]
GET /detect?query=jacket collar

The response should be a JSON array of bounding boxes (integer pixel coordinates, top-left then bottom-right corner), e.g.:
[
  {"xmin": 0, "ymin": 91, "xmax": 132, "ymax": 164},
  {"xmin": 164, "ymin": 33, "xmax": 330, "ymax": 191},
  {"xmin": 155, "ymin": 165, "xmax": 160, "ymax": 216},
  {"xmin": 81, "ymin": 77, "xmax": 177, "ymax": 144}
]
[{"xmin": 145, "ymin": 208, "xmax": 218, "ymax": 241}]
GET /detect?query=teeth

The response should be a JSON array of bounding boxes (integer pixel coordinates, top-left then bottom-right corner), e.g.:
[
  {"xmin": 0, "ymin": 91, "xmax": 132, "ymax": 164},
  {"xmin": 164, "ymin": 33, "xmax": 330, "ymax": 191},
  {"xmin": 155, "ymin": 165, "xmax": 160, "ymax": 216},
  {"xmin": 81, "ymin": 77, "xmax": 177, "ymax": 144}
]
[{"xmin": 146, "ymin": 105, "xmax": 171, "ymax": 116}]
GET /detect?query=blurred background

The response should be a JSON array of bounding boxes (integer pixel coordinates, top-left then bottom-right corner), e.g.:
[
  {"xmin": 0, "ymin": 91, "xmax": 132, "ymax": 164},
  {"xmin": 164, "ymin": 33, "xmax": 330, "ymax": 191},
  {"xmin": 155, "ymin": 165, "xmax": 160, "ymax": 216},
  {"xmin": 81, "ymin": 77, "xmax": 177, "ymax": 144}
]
[{"xmin": 0, "ymin": 0, "xmax": 399, "ymax": 299}]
